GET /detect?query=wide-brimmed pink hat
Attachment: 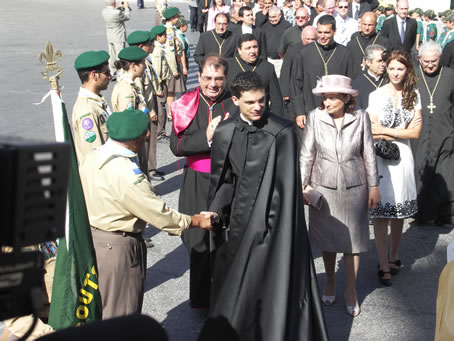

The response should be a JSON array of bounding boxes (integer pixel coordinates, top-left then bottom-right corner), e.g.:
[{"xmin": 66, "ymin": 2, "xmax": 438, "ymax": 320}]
[{"xmin": 312, "ymin": 75, "xmax": 359, "ymax": 97}]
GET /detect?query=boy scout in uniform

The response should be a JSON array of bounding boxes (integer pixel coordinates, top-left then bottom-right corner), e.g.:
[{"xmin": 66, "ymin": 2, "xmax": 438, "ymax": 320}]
[
  {"xmin": 127, "ymin": 30, "xmax": 165, "ymax": 181},
  {"xmin": 151, "ymin": 25, "xmax": 172, "ymax": 140},
  {"xmin": 79, "ymin": 109, "xmax": 216, "ymax": 319},
  {"xmin": 72, "ymin": 50, "xmax": 112, "ymax": 164}
]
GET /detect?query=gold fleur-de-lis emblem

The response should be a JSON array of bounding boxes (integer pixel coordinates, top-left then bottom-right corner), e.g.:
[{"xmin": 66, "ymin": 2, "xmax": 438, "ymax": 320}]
[{"xmin": 38, "ymin": 41, "xmax": 64, "ymax": 89}]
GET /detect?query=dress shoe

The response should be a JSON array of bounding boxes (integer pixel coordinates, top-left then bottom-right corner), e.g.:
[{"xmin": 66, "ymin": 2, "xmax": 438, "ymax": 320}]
[
  {"xmin": 149, "ymin": 172, "xmax": 165, "ymax": 181},
  {"xmin": 144, "ymin": 237, "xmax": 154, "ymax": 248},
  {"xmin": 346, "ymin": 304, "xmax": 361, "ymax": 317},
  {"xmin": 322, "ymin": 295, "xmax": 336, "ymax": 306},
  {"xmin": 155, "ymin": 170, "xmax": 165, "ymax": 176}
]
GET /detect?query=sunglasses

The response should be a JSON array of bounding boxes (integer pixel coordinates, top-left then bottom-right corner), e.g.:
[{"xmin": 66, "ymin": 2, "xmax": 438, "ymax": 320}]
[
  {"xmin": 97, "ymin": 70, "xmax": 111, "ymax": 76},
  {"xmin": 296, "ymin": 15, "xmax": 309, "ymax": 19}
]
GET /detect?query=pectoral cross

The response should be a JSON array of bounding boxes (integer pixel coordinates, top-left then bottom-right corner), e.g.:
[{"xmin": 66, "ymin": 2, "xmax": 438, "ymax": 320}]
[{"xmin": 427, "ymin": 101, "xmax": 436, "ymax": 114}]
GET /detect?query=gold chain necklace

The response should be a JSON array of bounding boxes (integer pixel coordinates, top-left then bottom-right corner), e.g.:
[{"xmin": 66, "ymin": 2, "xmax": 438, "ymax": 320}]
[
  {"xmin": 211, "ymin": 30, "xmax": 226, "ymax": 55},
  {"xmin": 362, "ymin": 73, "xmax": 384, "ymax": 89},
  {"xmin": 419, "ymin": 65, "xmax": 443, "ymax": 114},
  {"xmin": 356, "ymin": 34, "xmax": 379, "ymax": 70},
  {"xmin": 235, "ymin": 56, "xmax": 257, "ymax": 72},
  {"xmin": 314, "ymin": 43, "xmax": 337, "ymax": 75}
]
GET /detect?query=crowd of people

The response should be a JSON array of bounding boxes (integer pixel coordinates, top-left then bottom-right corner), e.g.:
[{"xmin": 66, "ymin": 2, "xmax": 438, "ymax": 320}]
[{"xmin": 4, "ymin": 0, "xmax": 454, "ymax": 340}]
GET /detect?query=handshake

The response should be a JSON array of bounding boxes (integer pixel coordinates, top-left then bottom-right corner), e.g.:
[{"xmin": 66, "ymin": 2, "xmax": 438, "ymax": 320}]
[{"xmin": 190, "ymin": 212, "xmax": 219, "ymax": 230}]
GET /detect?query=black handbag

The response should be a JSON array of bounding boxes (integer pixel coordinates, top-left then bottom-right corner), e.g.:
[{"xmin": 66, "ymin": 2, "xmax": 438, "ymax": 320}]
[{"xmin": 374, "ymin": 139, "xmax": 400, "ymax": 160}]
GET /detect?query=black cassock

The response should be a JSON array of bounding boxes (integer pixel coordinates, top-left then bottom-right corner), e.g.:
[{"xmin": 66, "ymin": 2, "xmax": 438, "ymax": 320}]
[
  {"xmin": 352, "ymin": 71, "xmax": 386, "ymax": 110},
  {"xmin": 280, "ymin": 42, "xmax": 303, "ymax": 120},
  {"xmin": 441, "ymin": 40, "xmax": 454, "ymax": 69},
  {"xmin": 227, "ymin": 53, "xmax": 284, "ymax": 115},
  {"xmin": 169, "ymin": 89, "xmax": 237, "ymax": 308},
  {"xmin": 290, "ymin": 41, "xmax": 353, "ymax": 116},
  {"xmin": 411, "ymin": 66, "xmax": 454, "ymax": 224},
  {"xmin": 198, "ymin": 112, "xmax": 328, "ymax": 341},
  {"xmin": 194, "ymin": 29, "xmax": 238, "ymax": 66},
  {"xmin": 346, "ymin": 31, "xmax": 390, "ymax": 79},
  {"xmin": 231, "ymin": 25, "xmax": 268, "ymax": 59}
]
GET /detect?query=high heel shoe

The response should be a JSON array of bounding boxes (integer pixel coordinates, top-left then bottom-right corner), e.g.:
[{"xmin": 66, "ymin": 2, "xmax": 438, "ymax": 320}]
[
  {"xmin": 346, "ymin": 304, "xmax": 361, "ymax": 317},
  {"xmin": 389, "ymin": 259, "xmax": 401, "ymax": 275},
  {"xmin": 322, "ymin": 295, "xmax": 336, "ymax": 306},
  {"xmin": 377, "ymin": 269, "xmax": 392, "ymax": 286}
]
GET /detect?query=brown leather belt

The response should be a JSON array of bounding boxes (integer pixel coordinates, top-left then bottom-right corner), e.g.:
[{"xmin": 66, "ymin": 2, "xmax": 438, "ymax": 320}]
[{"xmin": 91, "ymin": 226, "xmax": 141, "ymax": 237}]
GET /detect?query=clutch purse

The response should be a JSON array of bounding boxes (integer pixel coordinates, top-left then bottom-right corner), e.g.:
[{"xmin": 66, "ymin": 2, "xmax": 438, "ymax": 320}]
[
  {"xmin": 303, "ymin": 185, "xmax": 323, "ymax": 210},
  {"xmin": 374, "ymin": 139, "xmax": 400, "ymax": 160}
]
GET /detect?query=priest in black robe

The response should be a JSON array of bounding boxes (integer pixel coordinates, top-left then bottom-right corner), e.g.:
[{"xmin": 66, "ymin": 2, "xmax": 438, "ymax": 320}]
[
  {"xmin": 411, "ymin": 42, "xmax": 454, "ymax": 225},
  {"xmin": 194, "ymin": 13, "xmax": 238, "ymax": 67},
  {"xmin": 441, "ymin": 40, "xmax": 454, "ymax": 69},
  {"xmin": 277, "ymin": 7, "xmax": 310, "ymax": 57},
  {"xmin": 197, "ymin": 0, "xmax": 211, "ymax": 33},
  {"xmin": 226, "ymin": 33, "xmax": 284, "ymax": 115},
  {"xmin": 198, "ymin": 71, "xmax": 328, "ymax": 341},
  {"xmin": 352, "ymin": 43, "xmax": 387, "ymax": 109},
  {"xmin": 169, "ymin": 56, "xmax": 238, "ymax": 308},
  {"xmin": 347, "ymin": 11, "xmax": 390, "ymax": 78},
  {"xmin": 291, "ymin": 15, "xmax": 353, "ymax": 128}
]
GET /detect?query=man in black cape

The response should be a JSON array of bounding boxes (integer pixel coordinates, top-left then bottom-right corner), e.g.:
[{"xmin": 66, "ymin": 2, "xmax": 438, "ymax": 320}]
[
  {"xmin": 226, "ymin": 33, "xmax": 284, "ymax": 115},
  {"xmin": 411, "ymin": 41, "xmax": 454, "ymax": 225},
  {"xmin": 198, "ymin": 72, "xmax": 328, "ymax": 341},
  {"xmin": 169, "ymin": 55, "xmax": 238, "ymax": 308},
  {"xmin": 194, "ymin": 13, "xmax": 238, "ymax": 66}
]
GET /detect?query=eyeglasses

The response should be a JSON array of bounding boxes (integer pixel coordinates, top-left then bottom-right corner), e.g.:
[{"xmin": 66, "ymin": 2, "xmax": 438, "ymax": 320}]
[
  {"xmin": 296, "ymin": 16, "xmax": 309, "ymax": 19},
  {"xmin": 201, "ymin": 75, "xmax": 225, "ymax": 83}
]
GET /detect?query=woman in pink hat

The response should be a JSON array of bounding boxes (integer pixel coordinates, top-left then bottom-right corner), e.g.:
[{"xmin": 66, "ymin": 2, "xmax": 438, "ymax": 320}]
[{"xmin": 300, "ymin": 74, "xmax": 381, "ymax": 317}]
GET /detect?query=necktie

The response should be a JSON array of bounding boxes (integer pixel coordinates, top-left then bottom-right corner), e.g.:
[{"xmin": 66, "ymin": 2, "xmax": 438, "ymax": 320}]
[
  {"xmin": 354, "ymin": 5, "xmax": 359, "ymax": 20},
  {"xmin": 400, "ymin": 20, "xmax": 405, "ymax": 43}
]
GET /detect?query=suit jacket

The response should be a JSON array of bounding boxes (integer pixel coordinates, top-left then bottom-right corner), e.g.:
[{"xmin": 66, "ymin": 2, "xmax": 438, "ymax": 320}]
[
  {"xmin": 380, "ymin": 16, "xmax": 417, "ymax": 53},
  {"xmin": 101, "ymin": 6, "xmax": 131, "ymax": 43},
  {"xmin": 300, "ymin": 108, "xmax": 378, "ymax": 189},
  {"xmin": 348, "ymin": 0, "xmax": 379, "ymax": 19}
]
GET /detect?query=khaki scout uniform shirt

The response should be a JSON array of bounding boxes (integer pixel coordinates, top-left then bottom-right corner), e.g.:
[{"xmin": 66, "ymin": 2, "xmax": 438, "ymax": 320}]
[
  {"xmin": 164, "ymin": 22, "xmax": 183, "ymax": 75},
  {"xmin": 79, "ymin": 139, "xmax": 192, "ymax": 234},
  {"xmin": 134, "ymin": 56, "xmax": 161, "ymax": 118},
  {"xmin": 111, "ymin": 75, "xmax": 147, "ymax": 113},
  {"xmin": 72, "ymin": 88, "xmax": 111, "ymax": 164},
  {"xmin": 151, "ymin": 43, "xmax": 172, "ymax": 82}
]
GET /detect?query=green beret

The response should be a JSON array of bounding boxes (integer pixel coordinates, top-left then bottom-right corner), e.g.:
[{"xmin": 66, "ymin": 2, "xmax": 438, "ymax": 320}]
[
  {"xmin": 107, "ymin": 110, "xmax": 149, "ymax": 141},
  {"xmin": 151, "ymin": 25, "xmax": 166, "ymax": 37},
  {"xmin": 118, "ymin": 46, "xmax": 147, "ymax": 62},
  {"xmin": 163, "ymin": 7, "xmax": 179, "ymax": 20},
  {"xmin": 127, "ymin": 31, "xmax": 151, "ymax": 46},
  {"xmin": 176, "ymin": 17, "xmax": 190, "ymax": 28},
  {"xmin": 424, "ymin": 9, "xmax": 435, "ymax": 19},
  {"xmin": 413, "ymin": 8, "xmax": 423, "ymax": 16},
  {"xmin": 74, "ymin": 50, "xmax": 110, "ymax": 71}
]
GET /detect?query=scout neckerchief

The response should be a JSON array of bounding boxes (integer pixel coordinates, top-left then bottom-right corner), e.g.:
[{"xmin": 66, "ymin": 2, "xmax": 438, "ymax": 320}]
[
  {"xmin": 314, "ymin": 42, "xmax": 337, "ymax": 76},
  {"xmin": 200, "ymin": 91, "xmax": 226, "ymax": 122},
  {"xmin": 362, "ymin": 72, "xmax": 384, "ymax": 89},
  {"xmin": 146, "ymin": 56, "xmax": 162, "ymax": 85},
  {"xmin": 235, "ymin": 56, "xmax": 257, "ymax": 72},
  {"xmin": 211, "ymin": 30, "xmax": 226, "ymax": 55},
  {"xmin": 78, "ymin": 87, "xmax": 111, "ymax": 121},
  {"xmin": 356, "ymin": 33, "xmax": 379, "ymax": 70},
  {"xmin": 419, "ymin": 64, "xmax": 443, "ymax": 114},
  {"xmin": 441, "ymin": 29, "xmax": 454, "ymax": 48},
  {"xmin": 119, "ymin": 74, "xmax": 149, "ymax": 114}
]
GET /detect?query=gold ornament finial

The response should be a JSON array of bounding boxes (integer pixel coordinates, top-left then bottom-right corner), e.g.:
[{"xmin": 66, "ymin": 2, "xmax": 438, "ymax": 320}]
[{"xmin": 38, "ymin": 41, "xmax": 64, "ymax": 90}]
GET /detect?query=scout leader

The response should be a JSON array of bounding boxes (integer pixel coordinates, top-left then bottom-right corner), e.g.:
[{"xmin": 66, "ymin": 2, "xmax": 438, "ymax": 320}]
[
  {"xmin": 111, "ymin": 46, "xmax": 149, "ymax": 173},
  {"xmin": 72, "ymin": 50, "xmax": 112, "ymax": 164}
]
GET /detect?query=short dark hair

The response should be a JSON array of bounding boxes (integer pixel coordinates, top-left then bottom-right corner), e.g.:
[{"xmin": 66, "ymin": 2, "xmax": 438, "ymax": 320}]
[
  {"xmin": 77, "ymin": 62, "xmax": 109, "ymax": 83},
  {"xmin": 231, "ymin": 71, "xmax": 264, "ymax": 98},
  {"xmin": 215, "ymin": 12, "xmax": 230, "ymax": 23},
  {"xmin": 237, "ymin": 33, "xmax": 257, "ymax": 48},
  {"xmin": 239, "ymin": 6, "xmax": 252, "ymax": 17},
  {"xmin": 317, "ymin": 14, "xmax": 336, "ymax": 30},
  {"xmin": 199, "ymin": 54, "xmax": 229, "ymax": 76},
  {"xmin": 114, "ymin": 59, "xmax": 133, "ymax": 72}
]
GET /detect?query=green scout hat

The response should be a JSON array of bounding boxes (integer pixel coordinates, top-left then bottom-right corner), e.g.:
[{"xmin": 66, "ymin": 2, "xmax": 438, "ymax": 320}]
[
  {"xmin": 375, "ymin": 6, "xmax": 385, "ymax": 12},
  {"xmin": 447, "ymin": 12, "xmax": 454, "ymax": 22},
  {"xmin": 107, "ymin": 109, "xmax": 149, "ymax": 141},
  {"xmin": 413, "ymin": 8, "xmax": 423, "ymax": 16},
  {"xmin": 385, "ymin": 4, "xmax": 394, "ymax": 11},
  {"xmin": 74, "ymin": 50, "xmax": 110, "ymax": 71},
  {"xmin": 408, "ymin": 9, "xmax": 414, "ymax": 16},
  {"xmin": 176, "ymin": 17, "xmax": 190, "ymax": 28},
  {"xmin": 127, "ymin": 31, "xmax": 152, "ymax": 46},
  {"xmin": 118, "ymin": 46, "xmax": 147, "ymax": 62},
  {"xmin": 151, "ymin": 25, "xmax": 166, "ymax": 38},
  {"xmin": 424, "ymin": 9, "xmax": 435, "ymax": 20},
  {"xmin": 439, "ymin": 10, "xmax": 450, "ymax": 17},
  {"xmin": 163, "ymin": 7, "xmax": 179, "ymax": 20}
]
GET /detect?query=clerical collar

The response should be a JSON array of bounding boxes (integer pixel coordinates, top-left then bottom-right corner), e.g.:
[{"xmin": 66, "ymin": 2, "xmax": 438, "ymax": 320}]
[
  {"xmin": 215, "ymin": 30, "xmax": 226, "ymax": 38},
  {"xmin": 367, "ymin": 70, "xmax": 381, "ymax": 82},
  {"xmin": 200, "ymin": 89, "xmax": 225, "ymax": 103},
  {"xmin": 316, "ymin": 40, "xmax": 336, "ymax": 50},
  {"xmin": 240, "ymin": 113, "xmax": 253, "ymax": 125},
  {"xmin": 424, "ymin": 66, "xmax": 442, "ymax": 77},
  {"xmin": 361, "ymin": 31, "xmax": 377, "ymax": 40}
]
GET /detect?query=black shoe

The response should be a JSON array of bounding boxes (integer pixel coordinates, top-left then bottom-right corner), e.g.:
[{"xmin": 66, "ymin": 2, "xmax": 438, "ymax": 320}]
[
  {"xmin": 378, "ymin": 269, "xmax": 392, "ymax": 286},
  {"xmin": 144, "ymin": 237, "xmax": 154, "ymax": 248},
  {"xmin": 389, "ymin": 259, "xmax": 401, "ymax": 275},
  {"xmin": 149, "ymin": 172, "xmax": 165, "ymax": 181},
  {"xmin": 155, "ymin": 170, "xmax": 165, "ymax": 176},
  {"xmin": 157, "ymin": 135, "xmax": 170, "ymax": 143}
]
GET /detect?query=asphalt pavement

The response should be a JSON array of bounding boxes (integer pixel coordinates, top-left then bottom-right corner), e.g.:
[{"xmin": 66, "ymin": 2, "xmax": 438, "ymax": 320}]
[{"xmin": 1, "ymin": 1, "xmax": 453, "ymax": 340}]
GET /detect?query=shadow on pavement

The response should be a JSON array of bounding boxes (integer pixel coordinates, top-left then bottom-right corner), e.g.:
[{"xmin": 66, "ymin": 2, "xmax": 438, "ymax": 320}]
[
  {"xmin": 154, "ymin": 173, "xmax": 183, "ymax": 196},
  {"xmin": 161, "ymin": 301, "xmax": 207, "ymax": 341}
]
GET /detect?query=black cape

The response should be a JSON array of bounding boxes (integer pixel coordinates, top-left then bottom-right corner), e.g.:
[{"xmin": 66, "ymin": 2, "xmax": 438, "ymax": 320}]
[
  {"xmin": 194, "ymin": 29, "xmax": 238, "ymax": 66},
  {"xmin": 169, "ymin": 89, "xmax": 237, "ymax": 308},
  {"xmin": 411, "ymin": 66, "xmax": 454, "ymax": 224},
  {"xmin": 291, "ymin": 41, "xmax": 353, "ymax": 116},
  {"xmin": 198, "ymin": 112, "xmax": 328, "ymax": 341},
  {"xmin": 346, "ymin": 31, "xmax": 390, "ymax": 79},
  {"xmin": 352, "ymin": 71, "xmax": 386, "ymax": 110},
  {"xmin": 227, "ymin": 53, "xmax": 284, "ymax": 115}
]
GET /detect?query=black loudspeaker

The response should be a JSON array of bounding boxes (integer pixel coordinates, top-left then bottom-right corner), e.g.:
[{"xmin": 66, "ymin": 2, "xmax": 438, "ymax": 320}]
[{"xmin": 0, "ymin": 137, "xmax": 69, "ymax": 248}]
